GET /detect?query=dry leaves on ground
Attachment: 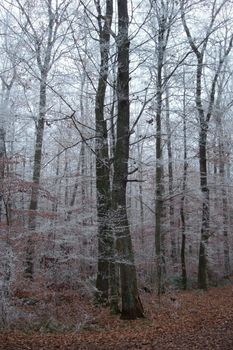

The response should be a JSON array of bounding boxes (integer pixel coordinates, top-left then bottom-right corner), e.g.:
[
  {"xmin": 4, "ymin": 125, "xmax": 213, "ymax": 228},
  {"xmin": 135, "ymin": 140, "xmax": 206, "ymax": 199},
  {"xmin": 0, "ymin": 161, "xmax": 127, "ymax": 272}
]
[{"xmin": 1, "ymin": 284, "xmax": 233, "ymax": 350}]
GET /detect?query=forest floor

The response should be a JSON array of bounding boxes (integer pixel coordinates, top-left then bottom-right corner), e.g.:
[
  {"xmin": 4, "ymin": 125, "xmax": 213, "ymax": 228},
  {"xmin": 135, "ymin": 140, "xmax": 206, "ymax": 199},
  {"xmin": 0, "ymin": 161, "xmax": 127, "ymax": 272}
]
[{"xmin": 1, "ymin": 283, "xmax": 233, "ymax": 349}]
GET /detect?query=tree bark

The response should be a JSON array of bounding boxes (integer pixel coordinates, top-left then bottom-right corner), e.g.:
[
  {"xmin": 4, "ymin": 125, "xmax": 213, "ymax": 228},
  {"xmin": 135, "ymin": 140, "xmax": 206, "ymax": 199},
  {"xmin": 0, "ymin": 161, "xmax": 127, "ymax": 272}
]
[
  {"xmin": 0, "ymin": 127, "xmax": 6, "ymax": 223},
  {"xmin": 180, "ymin": 77, "xmax": 188, "ymax": 290},
  {"xmin": 155, "ymin": 7, "xmax": 167, "ymax": 296},
  {"xmin": 23, "ymin": 0, "xmax": 62, "ymax": 279},
  {"xmin": 165, "ymin": 84, "xmax": 176, "ymax": 266},
  {"xmin": 25, "ymin": 77, "xmax": 47, "ymax": 279},
  {"xmin": 181, "ymin": 1, "xmax": 233, "ymax": 289},
  {"xmin": 218, "ymin": 119, "xmax": 230, "ymax": 277},
  {"xmin": 94, "ymin": 0, "xmax": 118, "ymax": 310},
  {"xmin": 111, "ymin": 0, "xmax": 144, "ymax": 319}
]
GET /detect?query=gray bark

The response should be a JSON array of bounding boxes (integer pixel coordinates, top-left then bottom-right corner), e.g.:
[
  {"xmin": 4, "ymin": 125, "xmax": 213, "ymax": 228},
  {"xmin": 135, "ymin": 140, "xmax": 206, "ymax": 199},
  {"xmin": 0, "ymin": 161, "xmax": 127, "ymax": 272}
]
[
  {"xmin": 165, "ymin": 84, "xmax": 176, "ymax": 266},
  {"xmin": 180, "ymin": 74, "xmax": 188, "ymax": 290},
  {"xmin": 111, "ymin": 0, "xmax": 144, "ymax": 319},
  {"xmin": 154, "ymin": 2, "xmax": 168, "ymax": 296},
  {"xmin": 0, "ymin": 127, "xmax": 6, "ymax": 223}
]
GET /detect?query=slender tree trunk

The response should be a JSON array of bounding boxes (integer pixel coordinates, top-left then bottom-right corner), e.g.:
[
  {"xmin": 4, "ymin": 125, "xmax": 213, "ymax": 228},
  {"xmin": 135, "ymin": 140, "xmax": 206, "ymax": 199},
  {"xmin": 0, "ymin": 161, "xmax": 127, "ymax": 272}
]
[
  {"xmin": 218, "ymin": 124, "xmax": 230, "ymax": 277},
  {"xmin": 213, "ymin": 129, "xmax": 218, "ymax": 211},
  {"xmin": 198, "ymin": 121, "xmax": 209, "ymax": 290},
  {"xmin": 25, "ymin": 77, "xmax": 47, "ymax": 279},
  {"xmin": 66, "ymin": 147, "xmax": 83, "ymax": 222},
  {"xmin": 0, "ymin": 78, "xmax": 14, "ymax": 223},
  {"xmin": 137, "ymin": 140, "xmax": 145, "ymax": 246},
  {"xmin": 109, "ymin": 56, "xmax": 119, "ymax": 314},
  {"xmin": 0, "ymin": 127, "xmax": 6, "ymax": 223},
  {"xmin": 64, "ymin": 150, "xmax": 69, "ymax": 208},
  {"xmin": 221, "ymin": 171, "xmax": 230, "ymax": 279},
  {"xmin": 181, "ymin": 0, "xmax": 233, "ymax": 290},
  {"xmin": 165, "ymin": 84, "xmax": 176, "ymax": 265},
  {"xmin": 0, "ymin": 145, "xmax": 10, "ymax": 326},
  {"xmin": 51, "ymin": 151, "xmax": 60, "ymax": 215},
  {"xmin": 0, "ymin": 128, "xmax": 12, "ymax": 326},
  {"xmin": 79, "ymin": 71, "xmax": 88, "ymax": 226},
  {"xmin": 16, "ymin": 0, "xmax": 74, "ymax": 279},
  {"xmin": 181, "ymin": 3, "xmax": 210, "ymax": 290},
  {"xmin": 180, "ymin": 82, "xmax": 188, "ymax": 290},
  {"xmin": 111, "ymin": 0, "xmax": 144, "ymax": 319},
  {"xmin": 155, "ymin": 12, "xmax": 167, "ymax": 296}
]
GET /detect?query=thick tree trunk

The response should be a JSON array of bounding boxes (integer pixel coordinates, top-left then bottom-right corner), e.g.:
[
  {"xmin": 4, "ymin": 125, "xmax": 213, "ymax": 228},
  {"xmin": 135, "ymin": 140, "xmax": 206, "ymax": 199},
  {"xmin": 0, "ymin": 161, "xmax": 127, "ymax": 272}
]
[
  {"xmin": 94, "ymin": 0, "xmax": 118, "ymax": 308},
  {"xmin": 111, "ymin": 0, "xmax": 144, "ymax": 319}
]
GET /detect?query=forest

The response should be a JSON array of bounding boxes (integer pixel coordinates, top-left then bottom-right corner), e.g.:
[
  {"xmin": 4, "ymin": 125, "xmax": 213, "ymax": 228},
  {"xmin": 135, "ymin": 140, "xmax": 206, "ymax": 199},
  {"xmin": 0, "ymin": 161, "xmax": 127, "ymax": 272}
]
[{"xmin": 1, "ymin": 0, "xmax": 233, "ymax": 348}]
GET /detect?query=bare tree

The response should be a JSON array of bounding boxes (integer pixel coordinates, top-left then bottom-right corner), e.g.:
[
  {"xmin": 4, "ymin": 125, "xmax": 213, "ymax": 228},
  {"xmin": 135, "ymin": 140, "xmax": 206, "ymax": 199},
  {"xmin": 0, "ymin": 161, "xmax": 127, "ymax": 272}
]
[
  {"xmin": 180, "ymin": 70, "xmax": 188, "ymax": 290},
  {"xmin": 215, "ymin": 74, "xmax": 231, "ymax": 278},
  {"xmin": 150, "ymin": 0, "xmax": 176, "ymax": 295},
  {"xmin": 9, "ymin": 0, "xmax": 75, "ymax": 278},
  {"xmin": 93, "ymin": 0, "xmax": 117, "ymax": 308},
  {"xmin": 181, "ymin": 0, "xmax": 233, "ymax": 289},
  {"xmin": 111, "ymin": 0, "xmax": 144, "ymax": 319}
]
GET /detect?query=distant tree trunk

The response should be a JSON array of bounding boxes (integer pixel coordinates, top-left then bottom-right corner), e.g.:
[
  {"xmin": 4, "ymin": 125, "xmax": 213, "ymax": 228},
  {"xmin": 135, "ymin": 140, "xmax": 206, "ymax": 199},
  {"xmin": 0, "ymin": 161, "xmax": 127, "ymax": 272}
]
[
  {"xmin": 0, "ymin": 128, "xmax": 12, "ymax": 327},
  {"xmin": 137, "ymin": 136, "xmax": 145, "ymax": 246},
  {"xmin": 218, "ymin": 121, "xmax": 230, "ymax": 277},
  {"xmin": 214, "ymin": 80, "xmax": 231, "ymax": 278},
  {"xmin": 155, "ymin": 8, "xmax": 167, "ymax": 296},
  {"xmin": 181, "ymin": 1, "xmax": 233, "ymax": 289},
  {"xmin": 212, "ymin": 129, "xmax": 218, "ymax": 211},
  {"xmin": 165, "ymin": 84, "xmax": 176, "ymax": 266},
  {"xmin": 181, "ymin": 0, "xmax": 210, "ymax": 291},
  {"xmin": 0, "ymin": 75, "xmax": 15, "ymax": 223},
  {"xmin": 79, "ymin": 71, "xmax": 88, "ymax": 225},
  {"xmin": 138, "ymin": 173, "xmax": 145, "ymax": 245},
  {"xmin": 17, "ymin": 0, "xmax": 72, "ymax": 279},
  {"xmin": 197, "ymin": 109, "xmax": 209, "ymax": 290},
  {"xmin": 111, "ymin": 0, "xmax": 144, "ymax": 319},
  {"xmin": 108, "ymin": 64, "xmax": 119, "ymax": 313},
  {"xmin": 0, "ymin": 127, "xmax": 6, "ymax": 223},
  {"xmin": 180, "ymin": 80, "xmax": 188, "ymax": 290},
  {"xmin": 28, "ymin": 77, "xmax": 47, "ymax": 223},
  {"xmin": 64, "ymin": 150, "xmax": 69, "ymax": 208},
  {"xmin": 25, "ymin": 76, "xmax": 47, "ymax": 279},
  {"xmin": 65, "ymin": 146, "xmax": 84, "ymax": 222},
  {"xmin": 51, "ymin": 150, "xmax": 61, "ymax": 215}
]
